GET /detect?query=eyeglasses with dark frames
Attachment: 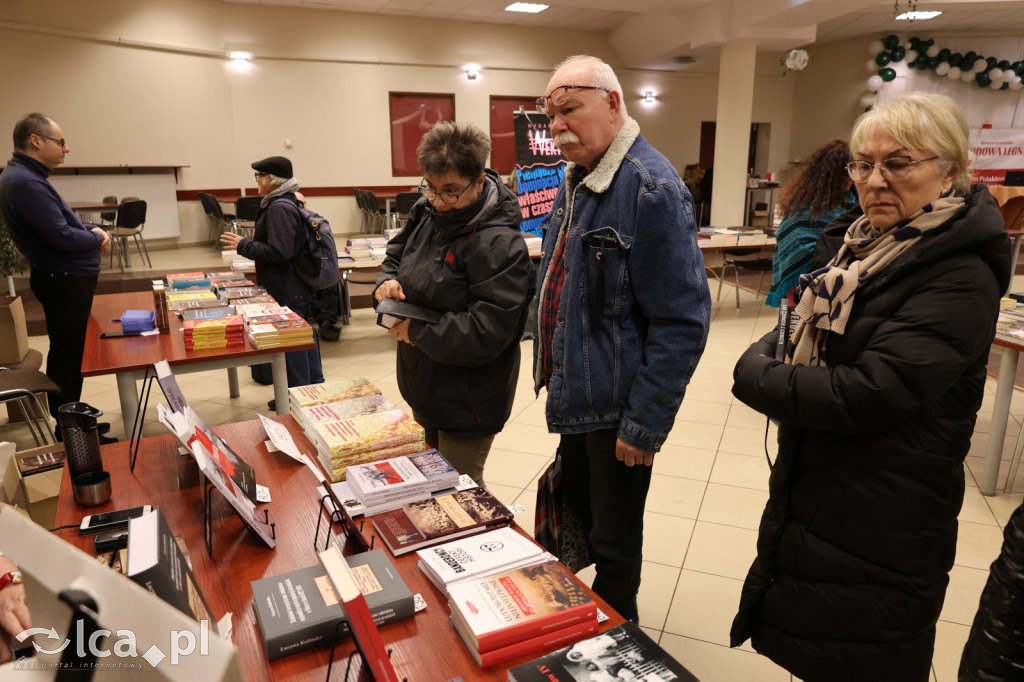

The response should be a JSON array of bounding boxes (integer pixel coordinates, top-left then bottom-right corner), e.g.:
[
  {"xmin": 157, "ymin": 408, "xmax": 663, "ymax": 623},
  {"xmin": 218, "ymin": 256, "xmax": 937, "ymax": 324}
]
[
  {"xmin": 417, "ymin": 178, "xmax": 476, "ymax": 205},
  {"xmin": 846, "ymin": 156, "xmax": 940, "ymax": 183},
  {"xmin": 254, "ymin": 172, "xmax": 270, "ymax": 180},
  {"xmin": 37, "ymin": 135, "xmax": 67, "ymax": 148},
  {"xmin": 535, "ymin": 85, "xmax": 609, "ymax": 116}
]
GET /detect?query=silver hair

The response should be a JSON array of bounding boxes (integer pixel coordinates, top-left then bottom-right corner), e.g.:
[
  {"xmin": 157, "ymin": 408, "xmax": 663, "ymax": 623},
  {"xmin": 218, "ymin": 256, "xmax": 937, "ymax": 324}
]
[
  {"xmin": 551, "ymin": 55, "xmax": 628, "ymax": 118},
  {"xmin": 266, "ymin": 175, "xmax": 287, "ymax": 189}
]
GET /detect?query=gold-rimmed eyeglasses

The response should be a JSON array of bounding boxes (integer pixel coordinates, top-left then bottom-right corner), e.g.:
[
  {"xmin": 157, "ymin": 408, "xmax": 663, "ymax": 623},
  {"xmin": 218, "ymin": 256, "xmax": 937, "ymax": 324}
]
[
  {"xmin": 846, "ymin": 156, "xmax": 939, "ymax": 183},
  {"xmin": 535, "ymin": 85, "xmax": 609, "ymax": 116}
]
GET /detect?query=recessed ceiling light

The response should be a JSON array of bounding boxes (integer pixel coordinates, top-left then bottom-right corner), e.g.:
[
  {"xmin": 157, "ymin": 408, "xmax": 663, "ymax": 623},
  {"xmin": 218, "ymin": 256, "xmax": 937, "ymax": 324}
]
[
  {"xmin": 894, "ymin": 10, "xmax": 942, "ymax": 20},
  {"xmin": 505, "ymin": 2, "xmax": 549, "ymax": 13}
]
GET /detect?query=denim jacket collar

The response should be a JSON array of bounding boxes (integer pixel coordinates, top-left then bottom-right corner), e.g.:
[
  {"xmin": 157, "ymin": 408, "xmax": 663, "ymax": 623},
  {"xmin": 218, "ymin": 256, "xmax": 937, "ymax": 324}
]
[{"xmin": 564, "ymin": 116, "xmax": 640, "ymax": 195}]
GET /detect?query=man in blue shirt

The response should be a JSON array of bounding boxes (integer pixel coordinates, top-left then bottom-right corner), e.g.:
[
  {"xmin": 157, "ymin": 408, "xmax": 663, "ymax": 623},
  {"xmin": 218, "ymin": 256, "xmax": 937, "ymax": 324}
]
[{"xmin": 0, "ymin": 113, "xmax": 114, "ymax": 441}]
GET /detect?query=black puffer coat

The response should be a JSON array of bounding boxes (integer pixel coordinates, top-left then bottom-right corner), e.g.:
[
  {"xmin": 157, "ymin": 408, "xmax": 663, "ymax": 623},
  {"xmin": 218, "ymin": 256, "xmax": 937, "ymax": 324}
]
[
  {"xmin": 959, "ymin": 495, "xmax": 1024, "ymax": 681},
  {"xmin": 729, "ymin": 185, "xmax": 1011, "ymax": 681},
  {"xmin": 375, "ymin": 170, "xmax": 535, "ymax": 438}
]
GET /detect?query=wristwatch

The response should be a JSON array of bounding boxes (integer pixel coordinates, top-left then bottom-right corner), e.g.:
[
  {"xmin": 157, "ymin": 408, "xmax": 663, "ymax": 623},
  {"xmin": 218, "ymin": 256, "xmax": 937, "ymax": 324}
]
[{"xmin": 0, "ymin": 570, "xmax": 23, "ymax": 590}]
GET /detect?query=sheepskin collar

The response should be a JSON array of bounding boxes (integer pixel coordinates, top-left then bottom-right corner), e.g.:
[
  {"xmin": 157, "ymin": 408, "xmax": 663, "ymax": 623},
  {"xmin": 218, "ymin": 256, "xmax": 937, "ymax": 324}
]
[{"xmin": 565, "ymin": 116, "xmax": 640, "ymax": 195}]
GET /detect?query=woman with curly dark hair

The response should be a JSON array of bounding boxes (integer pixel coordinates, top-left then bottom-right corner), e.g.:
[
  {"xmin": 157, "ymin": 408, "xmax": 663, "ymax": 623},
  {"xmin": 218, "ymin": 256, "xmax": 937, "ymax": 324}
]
[{"xmin": 764, "ymin": 140, "xmax": 858, "ymax": 307}]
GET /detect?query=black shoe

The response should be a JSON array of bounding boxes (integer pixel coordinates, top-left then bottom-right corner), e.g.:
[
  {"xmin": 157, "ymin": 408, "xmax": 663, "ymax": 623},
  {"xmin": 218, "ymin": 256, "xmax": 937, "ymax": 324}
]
[
  {"xmin": 319, "ymin": 325, "xmax": 340, "ymax": 342},
  {"xmin": 267, "ymin": 399, "xmax": 276, "ymax": 411},
  {"xmin": 99, "ymin": 433, "xmax": 119, "ymax": 445},
  {"xmin": 97, "ymin": 422, "xmax": 111, "ymax": 435}
]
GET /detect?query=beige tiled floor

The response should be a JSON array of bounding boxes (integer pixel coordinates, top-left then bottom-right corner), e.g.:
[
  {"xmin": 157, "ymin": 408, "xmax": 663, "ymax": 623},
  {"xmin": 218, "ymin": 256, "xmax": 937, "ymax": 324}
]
[{"xmin": 4, "ymin": 245, "xmax": 1024, "ymax": 681}]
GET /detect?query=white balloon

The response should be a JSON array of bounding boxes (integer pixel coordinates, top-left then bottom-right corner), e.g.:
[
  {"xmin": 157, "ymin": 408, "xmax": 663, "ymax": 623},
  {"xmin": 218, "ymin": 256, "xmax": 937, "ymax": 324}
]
[
  {"xmin": 973, "ymin": 60, "xmax": 987, "ymax": 73},
  {"xmin": 962, "ymin": 70, "xmax": 976, "ymax": 82},
  {"xmin": 859, "ymin": 94, "xmax": 875, "ymax": 107},
  {"xmin": 926, "ymin": 45, "xmax": 940, "ymax": 57},
  {"xmin": 1010, "ymin": 79, "xmax": 1024, "ymax": 91},
  {"xmin": 990, "ymin": 79, "xmax": 1003, "ymax": 90},
  {"xmin": 867, "ymin": 58, "xmax": 879, "ymax": 72},
  {"xmin": 936, "ymin": 62, "xmax": 950, "ymax": 76},
  {"xmin": 948, "ymin": 66, "xmax": 962, "ymax": 80},
  {"xmin": 989, "ymin": 68, "xmax": 1003, "ymax": 81},
  {"xmin": 868, "ymin": 40, "xmax": 884, "ymax": 56},
  {"xmin": 905, "ymin": 50, "xmax": 918, "ymax": 63},
  {"xmin": 867, "ymin": 75, "xmax": 884, "ymax": 91},
  {"xmin": 1004, "ymin": 70, "xmax": 1016, "ymax": 83}
]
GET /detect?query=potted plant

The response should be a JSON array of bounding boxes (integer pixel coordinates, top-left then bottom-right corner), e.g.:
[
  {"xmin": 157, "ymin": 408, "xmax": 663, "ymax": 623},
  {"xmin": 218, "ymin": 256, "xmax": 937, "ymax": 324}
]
[{"xmin": 0, "ymin": 216, "xmax": 27, "ymax": 297}]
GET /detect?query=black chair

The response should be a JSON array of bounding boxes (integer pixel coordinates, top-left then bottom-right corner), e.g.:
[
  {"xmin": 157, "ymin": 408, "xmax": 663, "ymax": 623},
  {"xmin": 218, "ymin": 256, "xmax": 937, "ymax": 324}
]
[
  {"xmin": 357, "ymin": 189, "xmax": 387, "ymax": 234},
  {"xmin": 716, "ymin": 248, "xmax": 773, "ymax": 308},
  {"xmin": 99, "ymin": 195, "xmax": 118, "ymax": 225},
  {"xmin": 235, "ymin": 196, "xmax": 261, "ymax": 237},
  {"xmin": 0, "ymin": 349, "xmax": 59, "ymax": 447},
  {"xmin": 107, "ymin": 199, "xmax": 151, "ymax": 271},
  {"xmin": 198, "ymin": 192, "xmax": 237, "ymax": 244},
  {"xmin": 393, "ymin": 191, "xmax": 420, "ymax": 229}
]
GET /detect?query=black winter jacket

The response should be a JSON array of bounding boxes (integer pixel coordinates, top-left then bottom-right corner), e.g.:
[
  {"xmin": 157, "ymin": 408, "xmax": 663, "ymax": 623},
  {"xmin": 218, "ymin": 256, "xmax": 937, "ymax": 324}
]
[
  {"xmin": 236, "ymin": 193, "xmax": 312, "ymax": 304},
  {"xmin": 729, "ymin": 185, "xmax": 1011, "ymax": 681},
  {"xmin": 959, "ymin": 494, "xmax": 1024, "ymax": 681},
  {"xmin": 375, "ymin": 170, "xmax": 535, "ymax": 438}
]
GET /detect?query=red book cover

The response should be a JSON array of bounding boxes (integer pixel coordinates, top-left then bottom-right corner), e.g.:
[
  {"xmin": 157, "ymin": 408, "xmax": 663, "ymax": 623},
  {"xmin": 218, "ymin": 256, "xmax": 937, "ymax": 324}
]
[
  {"xmin": 318, "ymin": 546, "xmax": 400, "ymax": 682},
  {"xmin": 454, "ymin": 615, "xmax": 598, "ymax": 668},
  {"xmin": 448, "ymin": 561, "xmax": 597, "ymax": 652}
]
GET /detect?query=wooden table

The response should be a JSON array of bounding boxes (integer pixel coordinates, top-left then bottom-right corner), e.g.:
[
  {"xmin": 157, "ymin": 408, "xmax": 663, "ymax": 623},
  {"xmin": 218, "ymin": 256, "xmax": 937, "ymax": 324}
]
[
  {"xmin": 81, "ymin": 292, "xmax": 315, "ymax": 435},
  {"xmin": 51, "ymin": 416, "xmax": 623, "ymax": 681},
  {"xmin": 68, "ymin": 200, "xmax": 118, "ymax": 219}
]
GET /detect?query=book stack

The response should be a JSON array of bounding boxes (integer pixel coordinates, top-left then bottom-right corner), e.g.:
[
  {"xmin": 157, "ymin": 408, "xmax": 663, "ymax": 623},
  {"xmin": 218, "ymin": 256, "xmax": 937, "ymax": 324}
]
[
  {"xmin": 997, "ymin": 309, "xmax": 1024, "ymax": 340},
  {"xmin": 372, "ymin": 486, "xmax": 514, "ymax": 557},
  {"xmin": 307, "ymin": 409, "xmax": 426, "ymax": 482},
  {"xmin": 232, "ymin": 294, "xmax": 277, "ymax": 306},
  {"xmin": 416, "ymin": 526, "xmax": 550, "ymax": 597},
  {"xmin": 212, "ymin": 278, "xmax": 256, "ymax": 295},
  {"xmin": 737, "ymin": 229, "xmax": 769, "ymax": 246},
  {"xmin": 345, "ymin": 449, "xmax": 460, "ymax": 516},
  {"xmin": 182, "ymin": 315, "xmax": 245, "ymax": 350},
  {"xmin": 236, "ymin": 304, "xmax": 292, "ymax": 319},
  {"xmin": 447, "ymin": 560, "xmax": 599, "ymax": 668},
  {"xmin": 166, "ymin": 290, "xmax": 218, "ymax": 306},
  {"xmin": 219, "ymin": 286, "xmax": 268, "ymax": 303},
  {"xmin": 230, "ymin": 258, "xmax": 256, "ymax": 271},
  {"xmin": 166, "ymin": 271, "xmax": 211, "ymax": 290},
  {"xmin": 706, "ymin": 228, "xmax": 741, "ymax": 246},
  {"xmin": 506, "ymin": 621, "xmax": 699, "ymax": 682},
  {"xmin": 292, "ymin": 393, "xmax": 394, "ymax": 437},
  {"xmin": 244, "ymin": 306, "xmax": 314, "ymax": 349},
  {"xmin": 181, "ymin": 305, "xmax": 236, "ymax": 322},
  {"xmin": 287, "ymin": 378, "xmax": 383, "ymax": 410},
  {"xmin": 250, "ymin": 549, "xmax": 414, "ymax": 661}
]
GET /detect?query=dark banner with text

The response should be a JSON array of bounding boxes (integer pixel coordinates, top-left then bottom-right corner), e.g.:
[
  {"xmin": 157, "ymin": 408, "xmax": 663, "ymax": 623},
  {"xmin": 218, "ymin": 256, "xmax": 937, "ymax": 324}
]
[{"xmin": 514, "ymin": 112, "xmax": 567, "ymax": 237}]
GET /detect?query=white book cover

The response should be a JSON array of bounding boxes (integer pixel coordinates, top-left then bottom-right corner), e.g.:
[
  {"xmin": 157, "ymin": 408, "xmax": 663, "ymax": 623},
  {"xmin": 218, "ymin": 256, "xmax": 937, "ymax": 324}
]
[
  {"xmin": 416, "ymin": 526, "xmax": 547, "ymax": 589},
  {"xmin": 347, "ymin": 450, "xmax": 458, "ymax": 504}
]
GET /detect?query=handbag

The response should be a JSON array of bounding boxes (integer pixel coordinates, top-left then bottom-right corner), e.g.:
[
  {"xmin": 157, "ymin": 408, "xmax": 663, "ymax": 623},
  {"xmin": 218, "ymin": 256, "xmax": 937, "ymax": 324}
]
[{"xmin": 534, "ymin": 447, "xmax": 592, "ymax": 574}]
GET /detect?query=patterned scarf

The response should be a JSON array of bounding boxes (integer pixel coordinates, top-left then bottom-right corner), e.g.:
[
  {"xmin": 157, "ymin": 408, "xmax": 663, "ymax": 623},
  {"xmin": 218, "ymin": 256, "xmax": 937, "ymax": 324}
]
[{"xmin": 788, "ymin": 192, "xmax": 965, "ymax": 366}]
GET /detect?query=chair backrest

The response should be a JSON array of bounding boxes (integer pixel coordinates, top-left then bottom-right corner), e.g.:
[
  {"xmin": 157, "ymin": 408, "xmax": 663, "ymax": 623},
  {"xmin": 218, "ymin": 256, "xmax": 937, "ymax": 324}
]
[
  {"xmin": 394, "ymin": 191, "xmax": 420, "ymax": 216},
  {"xmin": 116, "ymin": 200, "xmax": 147, "ymax": 230},
  {"xmin": 235, "ymin": 196, "xmax": 262, "ymax": 222},
  {"xmin": 100, "ymin": 195, "xmax": 118, "ymax": 223},
  {"xmin": 363, "ymin": 190, "xmax": 380, "ymax": 211},
  {"xmin": 353, "ymin": 189, "xmax": 368, "ymax": 213},
  {"xmin": 198, "ymin": 193, "xmax": 225, "ymax": 221}
]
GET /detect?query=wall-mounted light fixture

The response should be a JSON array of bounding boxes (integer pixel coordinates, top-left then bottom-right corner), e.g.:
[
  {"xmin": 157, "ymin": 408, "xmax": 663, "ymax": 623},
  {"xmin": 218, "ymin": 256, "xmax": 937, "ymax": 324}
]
[
  {"xmin": 645, "ymin": 91, "xmax": 655, "ymax": 103},
  {"xmin": 466, "ymin": 69, "xmax": 479, "ymax": 80},
  {"xmin": 228, "ymin": 51, "xmax": 253, "ymax": 63}
]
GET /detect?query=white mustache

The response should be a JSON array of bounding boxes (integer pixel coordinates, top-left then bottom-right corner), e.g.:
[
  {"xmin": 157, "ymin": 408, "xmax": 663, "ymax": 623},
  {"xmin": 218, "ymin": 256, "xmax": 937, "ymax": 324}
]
[{"xmin": 554, "ymin": 132, "xmax": 581, "ymax": 146}]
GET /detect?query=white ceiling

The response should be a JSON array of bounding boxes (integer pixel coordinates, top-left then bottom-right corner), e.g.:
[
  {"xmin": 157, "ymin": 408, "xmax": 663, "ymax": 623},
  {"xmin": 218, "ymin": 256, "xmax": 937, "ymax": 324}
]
[{"xmin": 219, "ymin": 0, "xmax": 1024, "ymax": 69}]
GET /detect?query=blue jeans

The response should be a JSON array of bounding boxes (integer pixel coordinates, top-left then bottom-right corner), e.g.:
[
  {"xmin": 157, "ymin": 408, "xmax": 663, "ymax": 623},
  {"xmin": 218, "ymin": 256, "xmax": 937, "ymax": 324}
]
[{"xmin": 282, "ymin": 298, "xmax": 324, "ymax": 387}]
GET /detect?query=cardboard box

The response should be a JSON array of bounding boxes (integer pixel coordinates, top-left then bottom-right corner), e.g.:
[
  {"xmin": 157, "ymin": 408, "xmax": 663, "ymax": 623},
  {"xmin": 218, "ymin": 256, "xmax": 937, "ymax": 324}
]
[
  {"xmin": 0, "ymin": 296, "xmax": 30, "ymax": 365},
  {"xmin": 3, "ymin": 443, "xmax": 64, "ymax": 529}
]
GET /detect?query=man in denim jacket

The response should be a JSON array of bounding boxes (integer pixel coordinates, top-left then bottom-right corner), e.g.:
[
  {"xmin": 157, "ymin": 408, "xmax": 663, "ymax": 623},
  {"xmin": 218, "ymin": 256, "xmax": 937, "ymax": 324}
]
[{"xmin": 534, "ymin": 55, "xmax": 711, "ymax": 621}]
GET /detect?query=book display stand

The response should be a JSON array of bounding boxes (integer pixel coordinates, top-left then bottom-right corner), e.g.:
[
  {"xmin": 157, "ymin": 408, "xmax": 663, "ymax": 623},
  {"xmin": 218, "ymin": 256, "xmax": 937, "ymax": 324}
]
[
  {"xmin": 324, "ymin": 619, "xmax": 407, "ymax": 682},
  {"xmin": 315, "ymin": 487, "xmax": 372, "ymax": 553},
  {"xmin": 202, "ymin": 479, "xmax": 276, "ymax": 559},
  {"xmin": 128, "ymin": 364, "xmax": 159, "ymax": 472}
]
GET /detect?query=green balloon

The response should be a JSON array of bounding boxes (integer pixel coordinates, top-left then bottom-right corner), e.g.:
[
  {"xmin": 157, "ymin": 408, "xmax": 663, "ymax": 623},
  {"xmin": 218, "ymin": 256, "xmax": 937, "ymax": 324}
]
[
  {"xmin": 1001, "ymin": 82, "xmax": 1010, "ymax": 90},
  {"xmin": 998, "ymin": 60, "xmax": 1011, "ymax": 71},
  {"xmin": 964, "ymin": 51, "xmax": 977, "ymax": 61},
  {"xmin": 890, "ymin": 46, "xmax": 906, "ymax": 62},
  {"xmin": 1012, "ymin": 61, "xmax": 1024, "ymax": 75},
  {"xmin": 883, "ymin": 34, "xmax": 900, "ymax": 50},
  {"xmin": 915, "ymin": 56, "xmax": 928, "ymax": 68},
  {"xmin": 949, "ymin": 53, "xmax": 963, "ymax": 67},
  {"xmin": 938, "ymin": 48, "xmax": 951, "ymax": 61},
  {"xmin": 880, "ymin": 67, "xmax": 897, "ymax": 82},
  {"xmin": 875, "ymin": 52, "xmax": 891, "ymax": 67},
  {"xmin": 976, "ymin": 72, "xmax": 991, "ymax": 87},
  {"xmin": 926, "ymin": 57, "xmax": 940, "ymax": 70},
  {"xmin": 987, "ymin": 56, "xmax": 998, "ymax": 68}
]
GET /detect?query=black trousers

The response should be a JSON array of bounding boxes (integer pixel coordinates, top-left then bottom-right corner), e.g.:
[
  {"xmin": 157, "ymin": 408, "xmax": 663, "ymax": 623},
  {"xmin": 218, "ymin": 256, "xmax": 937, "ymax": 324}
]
[
  {"xmin": 30, "ymin": 268, "xmax": 97, "ymax": 419},
  {"xmin": 559, "ymin": 428, "xmax": 653, "ymax": 622}
]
